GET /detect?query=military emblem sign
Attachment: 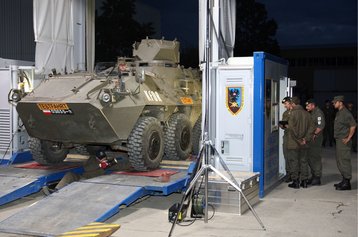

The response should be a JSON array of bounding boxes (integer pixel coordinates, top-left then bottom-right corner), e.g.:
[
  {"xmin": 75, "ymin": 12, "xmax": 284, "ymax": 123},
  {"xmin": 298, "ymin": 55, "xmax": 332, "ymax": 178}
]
[{"xmin": 226, "ymin": 86, "xmax": 243, "ymax": 115}]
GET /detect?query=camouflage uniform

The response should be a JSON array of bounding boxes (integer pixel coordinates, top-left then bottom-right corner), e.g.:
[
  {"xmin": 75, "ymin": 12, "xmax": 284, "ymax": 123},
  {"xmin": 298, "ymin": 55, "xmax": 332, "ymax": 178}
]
[
  {"xmin": 55, "ymin": 155, "xmax": 105, "ymax": 190},
  {"xmin": 347, "ymin": 106, "xmax": 357, "ymax": 152},
  {"xmin": 282, "ymin": 109, "xmax": 292, "ymax": 177},
  {"xmin": 334, "ymin": 107, "xmax": 356, "ymax": 180},
  {"xmin": 307, "ymin": 107, "xmax": 325, "ymax": 178},
  {"xmin": 53, "ymin": 152, "xmax": 131, "ymax": 191},
  {"xmin": 286, "ymin": 105, "xmax": 315, "ymax": 181}
]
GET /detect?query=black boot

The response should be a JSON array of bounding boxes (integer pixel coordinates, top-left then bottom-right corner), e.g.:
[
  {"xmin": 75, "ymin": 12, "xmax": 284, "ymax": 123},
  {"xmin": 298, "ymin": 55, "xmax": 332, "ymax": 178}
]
[
  {"xmin": 336, "ymin": 179, "xmax": 351, "ymax": 191},
  {"xmin": 284, "ymin": 175, "xmax": 292, "ymax": 183},
  {"xmin": 310, "ymin": 176, "xmax": 321, "ymax": 186},
  {"xmin": 334, "ymin": 178, "xmax": 344, "ymax": 188},
  {"xmin": 42, "ymin": 186, "xmax": 57, "ymax": 196},
  {"xmin": 288, "ymin": 179, "xmax": 300, "ymax": 189},
  {"xmin": 300, "ymin": 179, "xmax": 308, "ymax": 188}
]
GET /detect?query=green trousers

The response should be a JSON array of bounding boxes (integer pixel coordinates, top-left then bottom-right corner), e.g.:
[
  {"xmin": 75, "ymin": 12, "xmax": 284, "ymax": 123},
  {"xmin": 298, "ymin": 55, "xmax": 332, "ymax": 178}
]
[
  {"xmin": 307, "ymin": 135, "xmax": 323, "ymax": 177},
  {"xmin": 287, "ymin": 148, "xmax": 308, "ymax": 180},
  {"xmin": 335, "ymin": 139, "xmax": 352, "ymax": 179},
  {"xmin": 55, "ymin": 156, "xmax": 105, "ymax": 190},
  {"xmin": 283, "ymin": 142, "xmax": 291, "ymax": 176},
  {"xmin": 55, "ymin": 172, "xmax": 81, "ymax": 190}
]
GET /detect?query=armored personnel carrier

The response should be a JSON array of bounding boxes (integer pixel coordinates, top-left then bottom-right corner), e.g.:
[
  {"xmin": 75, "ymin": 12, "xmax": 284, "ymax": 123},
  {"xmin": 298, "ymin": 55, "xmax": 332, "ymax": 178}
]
[{"xmin": 16, "ymin": 39, "xmax": 202, "ymax": 171}]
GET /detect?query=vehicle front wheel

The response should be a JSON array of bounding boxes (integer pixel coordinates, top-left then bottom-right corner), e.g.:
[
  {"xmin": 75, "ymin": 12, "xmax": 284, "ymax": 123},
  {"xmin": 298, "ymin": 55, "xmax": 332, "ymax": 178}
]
[
  {"xmin": 28, "ymin": 137, "xmax": 69, "ymax": 165},
  {"xmin": 127, "ymin": 117, "xmax": 164, "ymax": 171}
]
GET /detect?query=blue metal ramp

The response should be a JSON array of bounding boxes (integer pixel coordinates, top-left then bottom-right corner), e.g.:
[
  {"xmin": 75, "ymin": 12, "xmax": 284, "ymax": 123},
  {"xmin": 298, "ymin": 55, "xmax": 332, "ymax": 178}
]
[
  {"xmin": 0, "ymin": 163, "xmax": 195, "ymax": 237},
  {"xmin": 0, "ymin": 151, "xmax": 33, "ymax": 165},
  {"xmin": 0, "ymin": 163, "xmax": 83, "ymax": 206}
]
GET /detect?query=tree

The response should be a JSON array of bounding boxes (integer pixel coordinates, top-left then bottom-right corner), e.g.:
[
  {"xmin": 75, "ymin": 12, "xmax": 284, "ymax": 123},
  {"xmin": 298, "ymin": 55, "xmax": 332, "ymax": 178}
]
[
  {"xmin": 234, "ymin": 0, "xmax": 280, "ymax": 56},
  {"xmin": 95, "ymin": 0, "xmax": 155, "ymax": 62}
]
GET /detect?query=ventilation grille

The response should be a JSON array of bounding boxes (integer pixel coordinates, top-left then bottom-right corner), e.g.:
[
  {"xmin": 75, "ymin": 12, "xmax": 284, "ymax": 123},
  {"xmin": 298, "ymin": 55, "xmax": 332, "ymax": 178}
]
[
  {"xmin": 226, "ymin": 156, "xmax": 244, "ymax": 163},
  {"xmin": 226, "ymin": 77, "xmax": 243, "ymax": 83},
  {"xmin": 0, "ymin": 109, "xmax": 11, "ymax": 152}
]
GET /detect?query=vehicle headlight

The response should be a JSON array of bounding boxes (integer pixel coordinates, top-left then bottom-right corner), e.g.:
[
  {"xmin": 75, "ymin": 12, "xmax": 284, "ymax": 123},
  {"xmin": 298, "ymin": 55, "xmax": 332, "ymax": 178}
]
[{"xmin": 101, "ymin": 92, "xmax": 111, "ymax": 103}]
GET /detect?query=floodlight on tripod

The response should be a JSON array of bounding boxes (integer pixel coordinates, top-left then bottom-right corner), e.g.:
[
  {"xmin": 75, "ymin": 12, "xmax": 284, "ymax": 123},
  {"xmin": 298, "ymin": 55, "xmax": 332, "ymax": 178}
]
[{"xmin": 168, "ymin": 1, "xmax": 265, "ymax": 236}]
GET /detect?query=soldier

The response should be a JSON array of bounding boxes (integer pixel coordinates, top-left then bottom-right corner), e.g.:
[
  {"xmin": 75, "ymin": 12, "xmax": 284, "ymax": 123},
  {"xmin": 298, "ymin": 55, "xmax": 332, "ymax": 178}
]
[
  {"xmin": 332, "ymin": 96, "xmax": 356, "ymax": 191},
  {"xmin": 43, "ymin": 150, "xmax": 128, "ymax": 194},
  {"xmin": 54, "ymin": 154, "xmax": 106, "ymax": 190},
  {"xmin": 305, "ymin": 99, "xmax": 325, "ymax": 185},
  {"xmin": 286, "ymin": 96, "xmax": 315, "ymax": 189},
  {"xmin": 280, "ymin": 97, "xmax": 293, "ymax": 182},
  {"xmin": 346, "ymin": 101, "xmax": 357, "ymax": 153},
  {"xmin": 322, "ymin": 100, "xmax": 335, "ymax": 147}
]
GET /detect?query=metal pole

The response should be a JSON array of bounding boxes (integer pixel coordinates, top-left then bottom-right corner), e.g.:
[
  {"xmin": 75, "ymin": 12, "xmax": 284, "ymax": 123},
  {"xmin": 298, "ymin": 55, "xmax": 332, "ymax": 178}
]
[
  {"xmin": 168, "ymin": 0, "xmax": 266, "ymax": 235},
  {"xmin": 203, "ymin": 0, "xmax": 212, "ymax": 223}
]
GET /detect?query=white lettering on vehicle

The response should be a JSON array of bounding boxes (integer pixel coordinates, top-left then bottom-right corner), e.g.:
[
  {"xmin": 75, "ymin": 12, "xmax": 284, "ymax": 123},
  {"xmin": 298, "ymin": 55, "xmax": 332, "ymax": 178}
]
[{"xmin": 144, "ymin": 90, "xmax": 162, "ymax": 102}]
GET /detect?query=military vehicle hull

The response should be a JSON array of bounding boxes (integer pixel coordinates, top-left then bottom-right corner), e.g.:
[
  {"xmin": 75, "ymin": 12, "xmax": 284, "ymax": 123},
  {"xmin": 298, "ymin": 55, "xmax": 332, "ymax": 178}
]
[{"xmin": 16, "ymin": 39, "xmax": 202, "ymax": 171}]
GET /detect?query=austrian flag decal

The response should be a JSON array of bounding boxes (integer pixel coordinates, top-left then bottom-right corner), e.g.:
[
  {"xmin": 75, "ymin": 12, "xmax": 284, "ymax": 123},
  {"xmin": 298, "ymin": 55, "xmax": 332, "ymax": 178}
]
[
  {"xmin": 226, "ymin": 86, "xmax": 243, "ymax": 115},
  {"xmin": 42, "ymin": 110, "xmax": 52, "ymax": 115}
]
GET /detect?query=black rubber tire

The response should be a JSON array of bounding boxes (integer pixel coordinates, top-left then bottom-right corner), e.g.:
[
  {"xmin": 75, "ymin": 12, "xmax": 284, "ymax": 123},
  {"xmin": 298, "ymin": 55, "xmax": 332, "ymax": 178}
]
[
  {"xmin": 164, "ymin": 113, "xmax": 192, "ymax": 160},
  {"xmin": 28, "ymin": 137, "xmax": 69, "ymax": 165},
  {"xmin": 192, "ymin": 115, "xmax": 202, "ymax": 156},
  {"xmin": 127, "ymin": 117, "xmax": 164, "ymax": 171}
]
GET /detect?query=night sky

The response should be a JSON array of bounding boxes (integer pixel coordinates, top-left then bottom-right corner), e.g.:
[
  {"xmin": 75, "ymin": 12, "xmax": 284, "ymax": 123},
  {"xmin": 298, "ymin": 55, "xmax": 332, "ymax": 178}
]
[
  {"xmin": 259, "ymin": 0, "xmax": 357, "ymax": 47},
  {"xmin": 137, "ymin": 0, "xmax": 199, "ymax": 48},
  {"xmin": 138, "ymin": 0, "xmax": 357, "ymax": 49}
]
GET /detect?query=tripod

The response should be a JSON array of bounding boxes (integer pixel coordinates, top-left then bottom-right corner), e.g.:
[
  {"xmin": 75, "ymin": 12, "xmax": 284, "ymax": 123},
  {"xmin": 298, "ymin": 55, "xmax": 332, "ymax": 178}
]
[
  {"xmin": 168, "ymin": 133, "xmax": 266, "ymax": 237},
  {"xmin": 168, "ymin": 1, "xmax": 266, "ymax": 235}
]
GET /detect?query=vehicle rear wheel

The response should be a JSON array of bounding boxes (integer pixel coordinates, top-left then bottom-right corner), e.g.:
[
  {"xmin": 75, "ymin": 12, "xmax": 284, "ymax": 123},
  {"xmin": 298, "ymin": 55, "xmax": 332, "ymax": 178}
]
[
  {"xmin": 164, "ymin": 113, "xmax": 192, "ymax": 160},
  {"xmin": 28, "ymin": 137, "xmax": 69, "ymax": 165},
  {"xmin": 192, "ymin": 115, "xmax": 202, "ymax": 156},
  {"xmin": 128, "ymin": 117, "xmax": 164, "ymax": 171}
]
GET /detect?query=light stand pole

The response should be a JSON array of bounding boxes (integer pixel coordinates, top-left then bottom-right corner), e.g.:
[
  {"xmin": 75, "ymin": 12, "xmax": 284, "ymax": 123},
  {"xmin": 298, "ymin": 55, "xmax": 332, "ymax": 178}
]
[
  {"xmin": 168, "ymin": 0, "xmax": 266, "ymax": 236},
  {"xmin": 168, "ymin": 134, "xmax": 266, "ymax": 236}
]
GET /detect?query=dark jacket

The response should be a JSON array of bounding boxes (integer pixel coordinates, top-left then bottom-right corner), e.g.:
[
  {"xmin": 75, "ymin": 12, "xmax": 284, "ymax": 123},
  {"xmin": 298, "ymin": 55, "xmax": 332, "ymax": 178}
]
[
  {"xmin": 282, "ymin": 109, "xmax": 291, "ymax": 144},
  {"xmin": 310, "ymin": 106, "xmax": 325, "ymax": 137},
  {"xmin": 334, "ymin": 107, "xmax": 356, "ymax": 139},
  {"xmin": 287, "ymin": 105, "xmax": 315, "ymax": 149},
  {"xmin": 322, "ymin": 105, "xmax": 335, "ymax": 126}
]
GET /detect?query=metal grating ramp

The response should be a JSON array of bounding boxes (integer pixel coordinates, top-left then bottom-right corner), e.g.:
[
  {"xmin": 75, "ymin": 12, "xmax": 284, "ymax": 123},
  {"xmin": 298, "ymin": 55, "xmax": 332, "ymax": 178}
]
[
  {"xmin": 0, "ymin": 164, "xmax": 83, "ymax": 206},
  {"xmin": 0, "ymin": 183, "xmax": 142, "ymax": 237},
  {"xmin": 0, "ymin": 169, "xmax": 190, "ymax": 237},
  {"xmin": 0, "ymin": 176, "xmax": 40, "ymax": 206}
]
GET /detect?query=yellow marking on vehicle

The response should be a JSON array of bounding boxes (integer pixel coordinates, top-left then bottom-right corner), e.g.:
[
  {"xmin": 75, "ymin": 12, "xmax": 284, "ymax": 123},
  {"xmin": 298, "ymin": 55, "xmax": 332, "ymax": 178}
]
[
  {"xmin": 59, "ymin": 222, "xmax": 120, "ymax": 237},
  {"xmin": 180, "ymin": 97, "xmax": 193, "ymax": 104},
  {"xmin": 37, "ymin": 103, "xmax": 69, "ymax": 110}
]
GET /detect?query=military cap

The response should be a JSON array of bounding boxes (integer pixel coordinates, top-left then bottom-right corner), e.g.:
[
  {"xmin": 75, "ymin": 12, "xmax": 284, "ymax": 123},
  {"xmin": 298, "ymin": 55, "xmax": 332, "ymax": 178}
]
[
  {"xmin": 305, "ymin": 99, "xmax": 316, "ymax": 105},
  {"xmin": 291, "ymin": 96, "xmax": 300, "ymax": 105},
  {"xmin": 281, "ymin": 96, "xmax": 291, "ymax": 104},
  {"xmin": 332, "ymin": 95, "xmax": 344, "ymax": 103}
]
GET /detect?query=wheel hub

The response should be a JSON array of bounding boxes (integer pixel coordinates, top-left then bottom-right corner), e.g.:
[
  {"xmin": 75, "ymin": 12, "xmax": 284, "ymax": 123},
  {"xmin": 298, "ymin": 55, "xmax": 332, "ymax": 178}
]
[
  {"xmin": 148, "ymin": 131, "xmax": 161, "ymax": 160},
  {"xmin": 47, "ymin": 142, "xmax": 65, "ymax": 154},
  {"xmin": 180, "ymin": 126, "xmax": 190, "ymax": 150}
]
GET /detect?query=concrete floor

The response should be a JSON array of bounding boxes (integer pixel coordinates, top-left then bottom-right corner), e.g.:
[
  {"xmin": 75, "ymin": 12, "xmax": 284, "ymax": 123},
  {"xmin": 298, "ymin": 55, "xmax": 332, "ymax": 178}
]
[{"xmin": 0, "ymin": 146, "xmax": 357, "ymax": 237}]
